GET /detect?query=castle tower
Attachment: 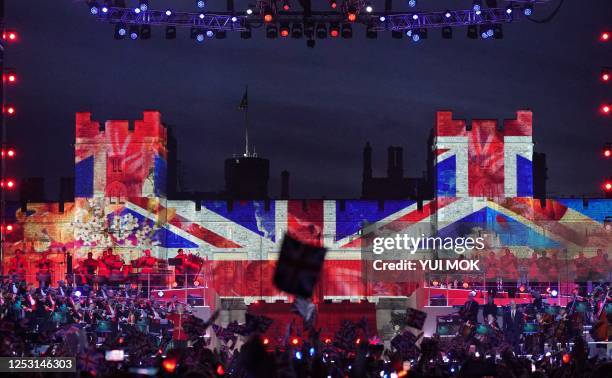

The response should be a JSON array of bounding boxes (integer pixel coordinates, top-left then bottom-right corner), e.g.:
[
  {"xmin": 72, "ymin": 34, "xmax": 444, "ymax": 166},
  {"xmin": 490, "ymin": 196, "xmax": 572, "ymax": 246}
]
[
  {"xmin": 433, "ymin": 110, "xmax": 533, "ymax": 198},
  {"xmin": 75, "ymin": 111, "xmax": 168, "ymax": 200}
]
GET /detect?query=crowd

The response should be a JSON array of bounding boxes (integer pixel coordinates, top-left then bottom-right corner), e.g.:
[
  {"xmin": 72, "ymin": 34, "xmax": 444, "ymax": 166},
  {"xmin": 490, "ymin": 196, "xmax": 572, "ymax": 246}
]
[{"xmin": 0, "ymin": 278, "xmax": 610, "ymax": 378}]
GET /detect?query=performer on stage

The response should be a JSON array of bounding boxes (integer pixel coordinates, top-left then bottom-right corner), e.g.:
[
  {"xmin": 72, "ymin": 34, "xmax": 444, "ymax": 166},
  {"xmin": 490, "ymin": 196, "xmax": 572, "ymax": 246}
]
[
  {"xmin": 8, "ymin": 249, "xmax": 27, "ymax": 283},
  {"xmin": 503, "ymin": 300, "xmax": 523, "ymax": 354},
  {"xmin": 35, "ymin": 251, "xmax": 53, "ymax": 289}
]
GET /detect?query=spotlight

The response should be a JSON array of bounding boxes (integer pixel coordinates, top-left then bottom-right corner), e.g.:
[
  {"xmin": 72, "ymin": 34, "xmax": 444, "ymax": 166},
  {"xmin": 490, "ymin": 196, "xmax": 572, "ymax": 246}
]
[
  {"xmin": 264, "ymin": 7, "xmax": 274, "ymax": 23},
  {"xmin": 316, "ymin": 23, "xmax": 327, "ymax": 39},
  {"xmin": 165, "ymin": 26, "xmax": 177, "ymax": 39},
  {"xmin": 139, "ymin": 0, "xmax": 149, "ymax": 11},
  {"xmin": 280, "ymin": 23, "xmax": 290, "ymax": 37},
  {"xmin": 129, "ymin": 25, "xmax": 139, "ymax": 40},
  {"xmin": 282, "ymin": 0, "xmax": 290, "ymax": 11},
  {"xmin": 408, "ymin": 0, "xmax": 416, "ymax": 7},
  {"xmin": 266, "ymin": 24, "xmax": 278, "ymax": 38},
  {"xmin": 347, "ymin": 6, "xmax": 357, "ymax": 22},
  {"xmin": 523, "ymin": 4, "xmax": 533, "ymax": 16},
  {"xmin": 329, "ymin": 0, "xmax": 337, "ymax": 9},
  {"xmin": 602, "ymin": 68, "xmax": 610, "ymax": 82},
  {"xmin": 341, "ymin": 23, "xmax": 352, "ymax": 39},
  {"xmin": 366, "ymin": 25, "xmax": 377, "ymax": 39},
  {"xmin": 329, "ymin": 23, "xmax": 339, "ymax": 38},
  {"xmin": 365, "ymin": 4, "xmax": 373, "ymax": 13},
  {"xmin": 472, "ymin": 0, "xmax": 482, "ymax": 12},
  {"xmin": 115, "ymin": 23, "xmax": 127, "ymax": 39},
  {"xmin": 442, "ymin": 26, "xmax": 452, "ymax": 39},
  {"xmin": 291, "ymin": 23, "xmax": 303, "ymax": 38},
  {"xmin": 140, "ymin": 25, "xmax": 151, "ymax": 39},
  {"xmin": 89, "ymin": 1, "xmax": 100, "ymax": 15},
  {"xmin": 197, "ymin": 0, "xmax": 206, "ymax": 8}
]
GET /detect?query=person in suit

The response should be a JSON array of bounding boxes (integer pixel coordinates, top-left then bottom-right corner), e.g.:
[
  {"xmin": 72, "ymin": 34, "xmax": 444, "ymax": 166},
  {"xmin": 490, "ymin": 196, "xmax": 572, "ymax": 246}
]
[{"xmin": 503, "ymin": 300, "xmax": 524, "ymax": 354}]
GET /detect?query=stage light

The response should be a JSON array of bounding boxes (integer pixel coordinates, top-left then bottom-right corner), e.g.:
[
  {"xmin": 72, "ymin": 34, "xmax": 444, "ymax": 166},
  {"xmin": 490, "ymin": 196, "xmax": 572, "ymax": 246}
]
[
  {"xmin": 282, "ymin": 0, "xmax": 290, "ymax": 11},
  {"xmin": 408, "ymin": 0, "xmax": 417, "ymax": 8},
  {"xmin": 4, "ymin": 105, "xmax": 16, "ymax": 115},
  {"xmin": 550, "ymin": 289, "xmax": 558, "ymax": 297},
  {"xmin": 140, "ymin": 25, "xmax": 151, "ymax": 39},
  {"xmin": 347, "ymin": 7, "xmax": 357, "ymax": 22},
  {"xmin": 341, "ymin": 23, "xmax": 352, "ymax": 39},
  {"xmin": 197, "ymin": 0, "xmax": 206, "ymax": 8},
  {"xmin": 291, "ymin": 23, "xmax": 303, "ymax": 38},
  {"xmin": 442, "ymin": 26, "xmax": 452, "ymax": 39},
  {"xmin": 329, "ymin": 0, "xmax": 337, "ymax": 9},
  {"xmin": 89, "ymin": 1, "xmax": 100, "ymax": 15},
  {"xmin": 604, "ymin": 145, "xmax": 611, "ymax": 158},
  {"xmin": 366, "ymin": 25, "xmax": 377, "ymax": 39},
  {"xmin": 115, "ymin": 23, "xmax": 127, "ymax": 39},
  {"xmin": 329, "ymin": 23, "xmax": 339, "ymax": 38},
  {"xmin": 129, "ymin": 25, "xmax": 139, "ymax": 40},
  {"xmin": 165, "ymin": 9, "xmax": 172, "ymax": 16},
  {"xmin": 316, "ymin": 23, "xmax": 327, "ymax": 39},
  {"xmin": 139, "ymin": 0, "xmax": 149, "ymax": 11},
  {"xmin": 600, "ymin": 31, "xmax": 610, "ymax": 41},
  {"xmin": 295, "ymin": 351, "xmax": 302, "ymax": 360},
  {"xmin": 602, "ymin": 69, "xmax": 610, "ymax": 82},
  {"xmin": 523, "ymin": 4, "xmax": 533, "ymax": 16},
  {"xmin": 264, "ymin": 8, "xmax": 274, "ymax": 23},
  {"xmin": 472, "ymin": 0, "xmax": 482, "ymax": 12},
  {"xmin": 601, "ymin": 104, "xmax": 611, "ymax": 114},
  {"xmin": 3, "ymin": 30, "xmax": 18, "ymax": 42},
  {"xmin": 266, "ymin": 24, "xmax": 278, "ymax": 38},
  {"xmin": 280, "ymin": 23, "xmax": 290, "ymax": 37},
  {"xmin": 165, "ymin": 26, "xmax": 177, "ymax": 39},
  {"xmin": 291, "ymin": 337, "xmax": 299, "ymax": 346},
  {"xmin": 365, "ymin": 4, "xmax": 373, "ymax": 13},
  {"xmin": 162, "ymin": 357, "xmax": 177, "ymax": 373}
]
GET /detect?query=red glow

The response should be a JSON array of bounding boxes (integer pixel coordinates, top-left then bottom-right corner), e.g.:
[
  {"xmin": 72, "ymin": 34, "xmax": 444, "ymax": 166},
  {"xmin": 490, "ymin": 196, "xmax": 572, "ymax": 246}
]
[
  {"xmin": 601, "ymin": 104, "xmax": 611, "ymax": 114},
  {"xmin": 216, "ymin": 364, "xmax": 225, "ymax": 375},
  {"xmin": 562, "ymin": 353, "xmax": 571, "ymax": 364},
  {"xmin": 601, "ymin": 32, "xmax": 610, "ymax": 41},
  {"xmin": 264, "ymin": 14, "xmax": 273, "ymax": 23},
  {"xmin": 162, "ymin": 358, "xmax": 177, "ymax": 373},
  {"xmin": 291, "ymin": 337, "xmax": 299, "ymax": 346}
]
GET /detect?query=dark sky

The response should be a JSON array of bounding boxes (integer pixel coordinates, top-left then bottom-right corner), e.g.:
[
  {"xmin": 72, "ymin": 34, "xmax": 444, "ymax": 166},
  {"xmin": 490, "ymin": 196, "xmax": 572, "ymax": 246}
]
[{"xmin": 3, "ymin": 0, "xmax": 611, "ymax": 199}]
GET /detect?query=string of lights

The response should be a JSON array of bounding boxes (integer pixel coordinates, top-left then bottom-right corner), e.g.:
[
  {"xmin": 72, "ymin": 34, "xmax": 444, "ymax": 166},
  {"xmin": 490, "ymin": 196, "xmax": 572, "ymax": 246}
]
[{"xmin": 85, "ymin": 1, "xmax": 553, "ymax": 42}]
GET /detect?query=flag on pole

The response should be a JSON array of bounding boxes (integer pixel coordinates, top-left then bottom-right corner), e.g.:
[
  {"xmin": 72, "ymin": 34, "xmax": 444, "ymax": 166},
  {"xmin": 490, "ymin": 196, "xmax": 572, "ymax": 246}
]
[{"xmin": 238, "ymin": 86, "xmax": 248, "ymax": 110}]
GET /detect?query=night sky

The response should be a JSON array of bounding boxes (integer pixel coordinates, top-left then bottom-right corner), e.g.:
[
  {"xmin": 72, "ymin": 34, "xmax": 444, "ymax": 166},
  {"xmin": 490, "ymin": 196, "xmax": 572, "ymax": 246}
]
[{"xmin": 3, "ymin": 0, "xmax": 611, "ymax": 199}]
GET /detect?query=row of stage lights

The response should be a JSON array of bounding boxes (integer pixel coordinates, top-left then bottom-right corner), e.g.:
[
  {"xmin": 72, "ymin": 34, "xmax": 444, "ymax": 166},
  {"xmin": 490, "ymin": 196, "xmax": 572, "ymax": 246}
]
[{"xmin": 92, "ymin": 0, "xmax": 528, "ymax": 43}]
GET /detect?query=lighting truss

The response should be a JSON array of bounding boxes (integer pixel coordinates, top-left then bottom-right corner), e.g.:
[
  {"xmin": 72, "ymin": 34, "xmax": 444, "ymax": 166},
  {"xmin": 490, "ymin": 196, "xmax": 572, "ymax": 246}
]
[{"xmin": 88, "ymin": 2, "xmax": 551, "ymax": 34}]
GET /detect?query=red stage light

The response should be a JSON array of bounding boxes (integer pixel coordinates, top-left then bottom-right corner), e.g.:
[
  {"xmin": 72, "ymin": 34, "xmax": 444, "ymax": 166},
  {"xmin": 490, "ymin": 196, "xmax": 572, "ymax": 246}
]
[
  {"xmin": 162, "ymin": 357, "xmax": 177, "ymax": 373},
  {"xmin": 601, "ymin": 31, "xmax": 610, "ymax": 41},
  {"xmin": 601, "ymin": 104, "xmax": 611, "ymax": 114},
  {"xmin": 291, "ymin": 337, "xmax": 299, "ymax": 346}
]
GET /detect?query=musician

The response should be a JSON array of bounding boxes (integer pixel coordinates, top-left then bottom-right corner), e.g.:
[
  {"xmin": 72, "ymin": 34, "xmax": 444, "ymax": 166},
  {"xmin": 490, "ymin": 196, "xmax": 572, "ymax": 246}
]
[
  {"xmin": 461, "ymin": 291, "xmax": 479, "ymax": 324},
  {"xmin": 81, "ymin": 252, "xmax": 99, "ymax": 286},
  {"xmin": 500, "ymin": 249, "xmax": 518, "ymax": 297},
  {"xmin": 482, "ymin": 294, "xmax": 498, "ymax": 322},
  {"xmin": 8, "ymin": 249, "xmax": 27, "ymax": 282},
  {"xmin": 503, "ymin": 300, "xmax": 523, "ymax": 353},
  {"xmin": 36, "ymin": 251, "xmax": 53, "ymax": 289}
]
